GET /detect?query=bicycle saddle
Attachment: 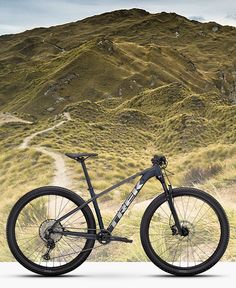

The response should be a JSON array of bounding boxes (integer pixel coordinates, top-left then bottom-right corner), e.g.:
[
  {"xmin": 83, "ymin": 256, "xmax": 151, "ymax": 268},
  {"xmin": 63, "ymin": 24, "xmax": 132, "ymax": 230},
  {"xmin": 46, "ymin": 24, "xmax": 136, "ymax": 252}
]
[{"xmin": 65, "ymin": 152, "xmax": 98, "ymax": 160}]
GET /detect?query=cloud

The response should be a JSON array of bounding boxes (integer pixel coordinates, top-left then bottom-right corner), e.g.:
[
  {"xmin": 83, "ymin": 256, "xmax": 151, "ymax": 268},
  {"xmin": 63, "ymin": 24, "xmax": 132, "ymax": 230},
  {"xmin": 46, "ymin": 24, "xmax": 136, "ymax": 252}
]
[
  {"xmin": 0, "ymin": 24, "xmax": 26, "ymax": 35},
  {"xmin": 0, "ymin": 0, "xmax": 235, "ymax": 35},
  {"xmin": 188, "ymin": 16, "xmax": 206, "ymax": 22},
  {"xmin": 226, "ymin": 13, "xmax": 236, "ymax": 20}
]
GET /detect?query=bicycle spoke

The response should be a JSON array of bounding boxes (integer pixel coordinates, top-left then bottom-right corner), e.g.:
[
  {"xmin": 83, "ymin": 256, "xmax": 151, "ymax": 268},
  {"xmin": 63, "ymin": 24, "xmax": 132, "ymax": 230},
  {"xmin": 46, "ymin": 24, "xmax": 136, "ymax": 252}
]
[
  {"xmin": 193, "ymin": 207, "xmax": 212, "ymax": 225},
  {"xmin": 63, "ymin": 213, "xmax": 85, "ymax": 226},
  {"xmin": 47, "ymin": 195, "xmax": 50, "ymax": 219},
  {"xmin": 176, "ymin": 202, "xmax": 184, "ymax": 221},
  {"xmin": 171, "ymin": 237, "xmax": 183, "ymax": 264},
  {"xmin": 14, "ymin": 192, "xmax": 92, "ymax": 269},
  {"xmin": 57, "ymin": 242, "xmax": 71, "ymax": 263},
  {"xmin": 55, "ymin": 195, "xmax": 57, "ymax": 220},
  {"xmin": 17, "ymin": 235, "xmax": 39, "ymax": 246},
  {"xmin": 159, "ymin": 206, "xmax": 171, "ymax": 219},
  {"xmin": 33, "ymin": 244, "xmax": 45, "ymax": 263},
  {"xmin": 184, "ymin": 196, "xmax": 190, "ymax": 220},
  {"xmin": 148, "ymin": 194, "xmax": 222, "ymax": 268},
  {"xmin": 56, "ymin": 196, "xmax": 64, "ymax": 219},
  {"xmin": 56, "ymin": 199, "xmax": 71, "ymax": 219},
  {"xmin": 186, "ymin": 197, "xmax": 198, "ymax": 220},
  {"xmin": 186, "ymin": 238, "xmax": 189, "ymax": 267}
]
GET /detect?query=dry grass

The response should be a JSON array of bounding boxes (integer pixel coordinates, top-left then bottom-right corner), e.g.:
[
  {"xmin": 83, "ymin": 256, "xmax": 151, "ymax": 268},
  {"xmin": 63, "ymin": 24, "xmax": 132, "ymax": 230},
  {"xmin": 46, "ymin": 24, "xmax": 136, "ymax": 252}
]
[{"xmin": 0, "ymin": 8, "xmax": 236, "ymax": 262}]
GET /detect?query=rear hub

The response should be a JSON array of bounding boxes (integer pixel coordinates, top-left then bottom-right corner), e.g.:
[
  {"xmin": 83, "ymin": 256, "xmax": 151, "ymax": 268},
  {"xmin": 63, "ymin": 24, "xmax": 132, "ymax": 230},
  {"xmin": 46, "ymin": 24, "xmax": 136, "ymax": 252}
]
[{"xmin": 39, "ymin": 219, "xmax": 63, "ymax": 243}]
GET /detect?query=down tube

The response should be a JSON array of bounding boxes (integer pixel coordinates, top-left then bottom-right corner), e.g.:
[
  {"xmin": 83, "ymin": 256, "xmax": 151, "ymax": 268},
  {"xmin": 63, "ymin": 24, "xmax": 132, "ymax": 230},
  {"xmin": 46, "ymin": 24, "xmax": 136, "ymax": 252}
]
[{"xmin": 107, "ymin": 177, "xmax": 146, "ymax": 233}]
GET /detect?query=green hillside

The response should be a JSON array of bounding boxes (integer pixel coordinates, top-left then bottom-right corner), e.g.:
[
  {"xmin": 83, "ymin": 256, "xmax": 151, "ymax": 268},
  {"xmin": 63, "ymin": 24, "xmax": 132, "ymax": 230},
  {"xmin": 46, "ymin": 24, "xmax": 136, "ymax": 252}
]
[
  {"xmin": 1, "ymin": 8, "xmax": 236, "ymax": 115},
  {"xmin": 0, "ymin": 8, "xmax": 236, "ymax": 261}
]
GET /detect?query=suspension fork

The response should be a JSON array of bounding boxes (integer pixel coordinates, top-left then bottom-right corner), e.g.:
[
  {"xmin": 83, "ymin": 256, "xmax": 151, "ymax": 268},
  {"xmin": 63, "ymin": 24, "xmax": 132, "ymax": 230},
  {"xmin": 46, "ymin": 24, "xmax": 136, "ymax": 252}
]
[{"xmin": 157, "ymin": 173, "xmax": 183, "ymax": 235}]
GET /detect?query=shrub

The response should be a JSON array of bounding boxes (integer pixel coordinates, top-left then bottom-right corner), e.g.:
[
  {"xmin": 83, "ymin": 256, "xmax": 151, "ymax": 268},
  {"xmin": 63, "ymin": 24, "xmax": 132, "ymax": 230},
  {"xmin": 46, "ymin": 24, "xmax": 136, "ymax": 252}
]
[{"xmin": 183, "ymin": 163, "xmax": 222, "ymax": 185}]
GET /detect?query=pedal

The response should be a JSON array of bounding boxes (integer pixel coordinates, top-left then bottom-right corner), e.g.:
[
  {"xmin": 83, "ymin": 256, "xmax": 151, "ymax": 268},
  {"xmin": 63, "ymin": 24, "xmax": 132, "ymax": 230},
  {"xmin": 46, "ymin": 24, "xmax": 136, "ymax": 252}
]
[{"xmin": 110, "ymin": 236, "xmax": 133, "ymax": 243}]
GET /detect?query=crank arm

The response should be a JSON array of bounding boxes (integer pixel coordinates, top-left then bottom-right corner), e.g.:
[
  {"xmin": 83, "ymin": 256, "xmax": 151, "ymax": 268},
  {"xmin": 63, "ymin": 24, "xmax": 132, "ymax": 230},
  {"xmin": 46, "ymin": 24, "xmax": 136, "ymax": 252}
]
[{"xmin": 110, "ymin": 236, "xmax": 133, "ymax": 243}]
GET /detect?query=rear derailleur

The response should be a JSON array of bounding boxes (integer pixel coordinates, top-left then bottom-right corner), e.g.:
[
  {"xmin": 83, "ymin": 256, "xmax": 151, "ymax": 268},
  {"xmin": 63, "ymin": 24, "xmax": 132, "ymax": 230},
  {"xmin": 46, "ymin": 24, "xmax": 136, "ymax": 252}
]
[{"xmin": 42, "ymin": 238, "xmax": 55, "ymax": 261}]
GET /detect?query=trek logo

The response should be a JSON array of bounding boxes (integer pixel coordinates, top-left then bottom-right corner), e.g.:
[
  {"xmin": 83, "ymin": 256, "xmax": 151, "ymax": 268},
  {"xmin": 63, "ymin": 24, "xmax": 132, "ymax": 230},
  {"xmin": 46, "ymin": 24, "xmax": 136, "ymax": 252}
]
[{"xmin": 110, "ymin": 181, "xmax": 143, "ymax": 229}]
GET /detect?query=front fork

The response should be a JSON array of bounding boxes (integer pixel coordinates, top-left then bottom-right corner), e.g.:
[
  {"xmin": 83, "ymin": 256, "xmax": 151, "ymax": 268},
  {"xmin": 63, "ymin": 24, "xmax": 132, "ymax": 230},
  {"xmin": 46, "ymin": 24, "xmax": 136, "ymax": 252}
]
[{"xmin": 157, "ymin": 173, "xmax": 183, "ymax": 236}]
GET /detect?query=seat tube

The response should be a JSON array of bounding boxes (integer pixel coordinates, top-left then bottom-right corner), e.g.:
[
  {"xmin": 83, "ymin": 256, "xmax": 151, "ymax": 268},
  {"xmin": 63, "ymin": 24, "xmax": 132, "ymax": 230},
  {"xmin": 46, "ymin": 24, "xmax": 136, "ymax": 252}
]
[{"xmin": 80, "ymin": 160, "xmax": 104, "ymax": 230}]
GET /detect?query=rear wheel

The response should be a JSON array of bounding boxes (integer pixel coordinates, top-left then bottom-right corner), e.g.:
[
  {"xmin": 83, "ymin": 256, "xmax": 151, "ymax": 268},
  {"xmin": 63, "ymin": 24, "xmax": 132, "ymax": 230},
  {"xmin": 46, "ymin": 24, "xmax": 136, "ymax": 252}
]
[
  {"xmin": 140, "ymin": 187, "xmax": 229, "ymax": 276},
  {"xmin": 7, "ymin": 186, "xmax": 96, "ymax": 276}
]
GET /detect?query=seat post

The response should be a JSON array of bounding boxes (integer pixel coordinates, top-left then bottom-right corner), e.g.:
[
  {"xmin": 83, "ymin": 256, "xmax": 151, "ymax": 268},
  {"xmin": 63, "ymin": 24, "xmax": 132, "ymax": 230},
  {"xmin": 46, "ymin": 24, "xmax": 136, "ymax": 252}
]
[{"xmin": 79, "ymin": 158, "xmax": 104, "ymax": 230}]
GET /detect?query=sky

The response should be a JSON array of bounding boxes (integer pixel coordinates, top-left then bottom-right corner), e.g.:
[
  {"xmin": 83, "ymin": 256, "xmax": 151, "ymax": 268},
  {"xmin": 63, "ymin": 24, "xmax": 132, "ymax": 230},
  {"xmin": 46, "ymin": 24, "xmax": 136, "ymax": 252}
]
[{"xmin": 0, "ymin": 0, "xmax": 236, "ymax": 35}]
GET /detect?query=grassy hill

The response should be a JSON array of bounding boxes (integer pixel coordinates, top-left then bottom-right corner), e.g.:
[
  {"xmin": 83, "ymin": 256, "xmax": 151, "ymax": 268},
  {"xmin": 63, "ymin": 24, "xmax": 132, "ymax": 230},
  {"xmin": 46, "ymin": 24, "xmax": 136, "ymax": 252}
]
[
  {"xmin": 0, "ymin": 8, "xmax": 236, "ymax": 261},
  {"xmin": 1, "ymin": 8, "xmax": 236, "ymax": 115}
]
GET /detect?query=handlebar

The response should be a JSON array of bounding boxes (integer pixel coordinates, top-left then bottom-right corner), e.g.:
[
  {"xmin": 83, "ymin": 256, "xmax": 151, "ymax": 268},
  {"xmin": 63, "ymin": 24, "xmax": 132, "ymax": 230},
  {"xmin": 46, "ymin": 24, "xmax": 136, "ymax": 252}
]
[{"xmin": 151, "ymin": 155, "xmax": 167, "ymax": 167}]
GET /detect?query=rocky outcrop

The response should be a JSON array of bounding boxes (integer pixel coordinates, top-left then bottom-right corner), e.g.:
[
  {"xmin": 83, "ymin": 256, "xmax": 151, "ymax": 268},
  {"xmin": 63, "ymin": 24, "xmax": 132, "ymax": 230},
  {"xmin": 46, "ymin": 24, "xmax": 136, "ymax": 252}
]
[
  {"xmin": 97, "ymin": 39, "xmax": 115, "ymax": 54},
  {"xmin": 44, "ymin": 72, "xmax": 79, "ymax": 98}
]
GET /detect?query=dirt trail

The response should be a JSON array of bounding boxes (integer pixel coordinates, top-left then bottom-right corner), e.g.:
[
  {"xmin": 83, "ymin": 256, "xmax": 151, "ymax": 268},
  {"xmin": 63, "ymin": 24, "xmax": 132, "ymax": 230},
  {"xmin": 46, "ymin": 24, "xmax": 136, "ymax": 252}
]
[
  {"xmin": 133, "ymin": 198, "xmax": 154, "ymax": 211},
  {"xmin": 18, "ymin": 112, "xmax": 72, "ymax": 187},
  {"xmin": 35, "ymin": 147, "xmax": 69, "ymax": 187},
  {"xmin": 19, "ymin": 119, "xmax": 66, "ymax": 149},
  {"xmin": 0, "ymin": 112, "xmax": 32, "ymax": 125}
]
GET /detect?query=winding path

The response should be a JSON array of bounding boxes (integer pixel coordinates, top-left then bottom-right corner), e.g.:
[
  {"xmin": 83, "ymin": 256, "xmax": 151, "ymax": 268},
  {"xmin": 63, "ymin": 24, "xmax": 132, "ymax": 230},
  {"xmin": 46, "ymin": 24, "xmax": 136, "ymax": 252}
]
[
  {"xmin": 0, "ymin": 112, "xmax": 32, "ymax": 125},
  {"xmin": 19, "ymin": 112, "xmax": 72, "ymax": 187}
]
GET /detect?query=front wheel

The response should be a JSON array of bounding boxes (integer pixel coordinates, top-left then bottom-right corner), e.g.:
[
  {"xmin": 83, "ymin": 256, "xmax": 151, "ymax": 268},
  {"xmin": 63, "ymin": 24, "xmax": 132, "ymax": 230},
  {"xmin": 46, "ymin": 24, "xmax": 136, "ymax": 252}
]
[
  {"xmin": 140, "ymin": 187, "xmax": 229, "ymax": 276},
  {"xmin": 7, "ymin": 186, "xmax": 96, "ymax": 276}
]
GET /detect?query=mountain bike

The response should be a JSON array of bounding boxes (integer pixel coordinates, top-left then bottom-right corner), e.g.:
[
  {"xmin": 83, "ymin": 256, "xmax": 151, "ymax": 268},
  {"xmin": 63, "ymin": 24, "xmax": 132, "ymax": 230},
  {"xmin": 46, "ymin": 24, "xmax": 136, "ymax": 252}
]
[{"xmin": 7, "ymin": 153, "xmax": 229, "ymax": 276}]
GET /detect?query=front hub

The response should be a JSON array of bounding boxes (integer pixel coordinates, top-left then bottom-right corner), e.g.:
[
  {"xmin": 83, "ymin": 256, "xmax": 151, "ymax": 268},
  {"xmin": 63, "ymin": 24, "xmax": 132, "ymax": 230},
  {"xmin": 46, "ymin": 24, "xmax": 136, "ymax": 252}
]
[
  {"xmin": 181, "ymin": 226, "xmax": 189, "ymax": 236},
  {"xmin": 171, "ymin": 220, "xmax": 195, "ymax": 239}
]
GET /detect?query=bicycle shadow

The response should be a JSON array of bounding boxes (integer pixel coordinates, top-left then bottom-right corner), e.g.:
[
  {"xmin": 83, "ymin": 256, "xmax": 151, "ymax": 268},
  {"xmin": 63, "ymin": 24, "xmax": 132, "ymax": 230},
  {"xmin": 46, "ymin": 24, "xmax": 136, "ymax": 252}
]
[
  {"xmin": 147, "ymin": 274, "xmax": 224, "ymax": 278},
  {"xmin": 11, "ymin": 273, "xmax": 223, "ymax": 278}
]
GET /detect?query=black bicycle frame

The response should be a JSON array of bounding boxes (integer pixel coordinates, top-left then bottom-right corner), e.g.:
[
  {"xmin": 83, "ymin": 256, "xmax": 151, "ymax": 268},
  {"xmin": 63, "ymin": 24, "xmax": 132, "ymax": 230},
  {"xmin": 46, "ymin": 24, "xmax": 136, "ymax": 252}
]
[{"xmin": 55, "ymin": 160, "xmax": 182, "ymax": 237}]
